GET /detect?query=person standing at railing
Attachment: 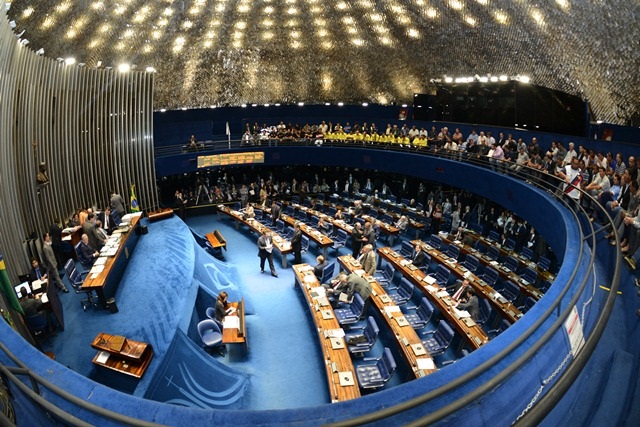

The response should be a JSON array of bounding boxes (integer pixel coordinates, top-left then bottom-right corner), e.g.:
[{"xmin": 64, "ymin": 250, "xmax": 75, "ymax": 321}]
[{"xmin": 557, "ymin": 157, "xmax": 582, "ymax": 204}]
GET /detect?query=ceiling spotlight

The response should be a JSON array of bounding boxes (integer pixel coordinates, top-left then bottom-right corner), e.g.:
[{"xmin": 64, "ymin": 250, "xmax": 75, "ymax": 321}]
[
  {"xmin": 519, "ymin": 75, "xmax": 531, "ymax": 83},
  {"xmin": 499, "ymin": 75, "xmax": 508, "ymax": 81},
  {"xmin": 181, "ymin": 107, "xmax": 187, "ymax": 111},
  {"xmin": 19, "ymin": 38, "xmax": 29, "ymax": 45},
  {"xmin": 297, "ymin": 102, "xmax": 304, "ymax": 106},
  {"xmin": 325, "ymin": 102, "xmax": 331, "ymax": 106},
  {"xmin": 118, "ymin": 63, "xmax": 130, "ymax": 72},
  {"xmin": 490, "ymin": 76, "xmax": 498, "ymax": 82},
  {"xmin": 65, "ymin": 57, "xmax": 75, "ymax": 65},
  {"xmin": 78, "ymin": 63, "xmax": 86, "ymax": 67},
  {"xmin": 15, "ymin": 30, "xmax": 25, "ymax": 38},
  {"xmin": 160, "ymin": 108, "xmax": 166, "ymax": 112},
  {"xmin": 479, "ymin": 76, "xmax": 488, "ymax": 83},
  {"xmin": 145, "ymin": 66, "xmax": 156, "ymax": 73},
  {"xmin": 274, "ymin": 103, "xmax": 281, "ymax": 106},
  {"xmin": 96, "ymin": 61, "xmax": 102, "ymax": 67},
  {"xmin": 56, "ymin": 57, "xmax": 64, "ymax": 63},
  {"xmin": 264, "ymin": 103, "xmax": 270, "ymax": 107},
  {"xmin": 362, "ymin": 102, "xmax": 369, "ymax": 107},
  {"xmin": 444, "ymin": 77, "xmax": 453, "ymax": 83},
  {"xmin": 252, "ymin": 103, "xmax": 258, "ymax": 107},
  {"xmin": 104, "ymin": 66, "xmax": 113, "ymax": 70},
  {"xmin": 210, "ymin": 105, "xmax": 217, "ymax": 109},
  {"xmin": 36, "ymin": 48, "xmax": 44, "ymax": 55},
  {"xmin": 402, "ymin": 104, "xmax": 408, "ymax": 108},
  {"xmin": 241, "ymin": 104, "xmax": 247, "ymax": 108},
  {"xmin": 9, "ymin": 21, "xmax": 16, "ymax": 29}
]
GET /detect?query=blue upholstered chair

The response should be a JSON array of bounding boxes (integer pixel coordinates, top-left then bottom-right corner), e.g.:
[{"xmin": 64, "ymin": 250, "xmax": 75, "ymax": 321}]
[
  {"xmin": 332, "ymin": 229, "xmax": 348, "ymax": 253},
  {"xmin": 355, "ymin": 347, "xmax": 397, "ymax": 390},
  {"xmin": 345, "ymin": 316, "xmax": 379, "ymax": 356},
  {"xmin": 403, "ymin": 297, "xmax": 434, "ymax": 330},
  {"xmin": 373, "ymin": 263, "xmax": 394, "ymax": 287},
  {"xmin": 197, "ymin": 319, "xmax": 224, "ymax": 355},
  {"xmin": 335, "ymin": 294, "xmax": 365, "ymax": 326},
  {"xmin": 399, "ymin": 241, "xmax": 415, "ymax": 258},
  {"xmin": 504, "ymin": 256, "xmax": 520, "ymax": 273},
  {"xmin": 421, "ymin": 320, "xmax": 455, "ymax": 357},
  {"xmin": 387, "ymin": 278, "xmax": 414, "ymax": 306},
  {"xmin": 463, "ymin": 254, "xmax": 479, "ymax": 273},
  {"xmin": 320, "ymin": 262, "xmax": 336, "ymax": 284}
]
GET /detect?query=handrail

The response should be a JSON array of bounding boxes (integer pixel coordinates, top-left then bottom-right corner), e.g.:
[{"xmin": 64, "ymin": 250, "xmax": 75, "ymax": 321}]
[{"xmin": 0, "ymin": 143, "xmax": 619, "ymax": 426}]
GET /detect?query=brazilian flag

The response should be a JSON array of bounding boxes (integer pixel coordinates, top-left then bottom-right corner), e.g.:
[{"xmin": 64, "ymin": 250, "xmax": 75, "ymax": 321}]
[
  {"xmin": 130, "ymin": 184, "xmax": 140, "ymax": 213},
  {"xmin": 0, "ymin": 252, "xmax": 23, "ymax": 315}
]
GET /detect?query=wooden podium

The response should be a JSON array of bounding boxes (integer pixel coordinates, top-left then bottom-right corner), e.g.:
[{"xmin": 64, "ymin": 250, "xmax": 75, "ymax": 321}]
[{"xmin": 91, "ymin": 332, "xmax": 154, "ymax": 378}]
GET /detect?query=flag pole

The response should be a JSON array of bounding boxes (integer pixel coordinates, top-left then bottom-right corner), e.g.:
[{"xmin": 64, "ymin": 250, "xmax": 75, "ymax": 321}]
[{"xmin": 226, "ymin": 121, "xmax": 231, "ymax": 149}]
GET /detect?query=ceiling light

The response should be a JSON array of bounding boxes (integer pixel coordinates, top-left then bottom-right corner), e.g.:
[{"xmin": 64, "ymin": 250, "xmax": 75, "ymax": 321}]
[
  {"xmin": 241, "ymin": 104, "xmax": 247, "ymax": 107},
  {"xmin": 118, "ymin": 63, "xmax": 130, "ymax": 72},
  {"xmin": 20, "ymin": 38, "xmax": 29, "ymax": 45},
  {"xmin": 325, "ymin": 102, "xmax": 331, "ymax": 106},
  {"xmin": 9, "ymin": 20, "xmax": 16, "ymax": 29},
  {"xmin": 490, "ymin": 76, "xmax": 498, "ymax": 82},
  {"xmin": 181, "ymin": 107, "xmax": 187, "ymax": 110},
  {"xmin": 338, "ymin": 102, "xmax": 344, "ymax": 106},
  {"xmin": 402, "ymin": 104, "xmax": 408, "ymax": 108},
  {"xmin": 264, "ymin": 103, "xmax": 270, "ymax": 107},
  {"xmin": 160, "ymin": 109, "xmax": 166, "ymax": 112},
  {"xmin": 499, "ymin": 75, "xmax": 508, "ymax": 81},
  {"xmin": 362, "ymin": 102, "xmax": 368, "ymax": 107},
  {"xmin": 78, "ymin": 63, "xmax": 86, "ymax": 67},
  {"xmin": 36, "ymin": 48, "xmax": 44, "ymax": 55},
  {"xmin": 298, "ymin": 102, "xmax": 304, "ymax": 106},
  {"xmin": 145, "ymin": 66, "xmax": 156, "ymax": 73},
  {"xmin": 519, "ymin": 75, "xmax": 531, "ymax": 83},
  {"xmin": 445, "ymin": 77, "xmax": 453, "ymax": 83},
  {"xmin": 65, "ymin": 57, "xmax": 76, "ymax": 65}
]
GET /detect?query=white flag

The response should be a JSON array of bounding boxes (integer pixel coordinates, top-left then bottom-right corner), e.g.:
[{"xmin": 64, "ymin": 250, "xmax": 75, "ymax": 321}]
[{"xmin": 226, "ymin": 122, "xmax": 230, "ymax": 136}]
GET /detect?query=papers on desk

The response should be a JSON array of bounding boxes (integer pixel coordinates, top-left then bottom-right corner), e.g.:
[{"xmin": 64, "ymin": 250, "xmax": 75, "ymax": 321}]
[
  {"xmin": 40, "ymin": 293, "xmax": 49, "ymax": 304},
  {"xmin": 462, "ymin": 317, "xmax": 477, "ymax": 327},
  {"xmin": 490, "ymin": 260, "xmax": 499, "ymax": 266},
  {"xmin": 383, "ymin": 306, "xmax": 401, "ymax": 317},
  {"xmin": 94, "ymin": 257, "xmax": 107, "ymax": 266},
  {"xmin": 310, "ymin": 286, "xmax": 326, "ymax": 298},
  {"xmin": 425, "ymin": 284, "xmax": 438, "ymax": 293},
  {"xmin": 339, "ymin": 371, "xmax": 355, "ymax": 387},
  {"xmin": 446, "ymin": 259, "xmax": 457, "ymax": 266},
  {"xmin": 455, "ymin": 309, "xmax": 471, "ymax": 318},
  {"xmin": 324, "ymin": 328, "xmax": 345, "ymax": 338},
  {"xmin": 300, "ymin": 265, "xmax": 314, "ymax": 272},
  {"xmin": 31, "ymin": 279, "xmax": 45, "ymax": 291},
  {"xmin": 304, "ymin": 275, "xmax": 317, "ymax": 285},
  {"xmin": 400, "ymin": 259, "xmax": 410, "ymax": 267},
  {"xmin": 423, "ymin": 276, "xmax": 437, "ymax": 285},
  {"xmin": 223, "ymin": 315, "xmax": 240, "ymax": 330},
  {"xmin": 354, "ymin": 269, "xmax": 365, "ymax": 277},
  {"xmin": 96, "ymin": 351, "xmax": 110, "ymax": 364},
  {"xmin": 62, "ymin": 235, "xmax": 72, "ymax": 241},
  {"xmin": 226, "ymin": 306, "xmax": 237, "ymax": 315},
  {"xmin": 90, "ymin": 265, "xmax": 105, "ymax": 275},
  {"xmin": 121, "ymin": 212, "xmax": 142, "ymax": 222},
  {"xmin": 436, "ymin": 290, "xmax": 450, "ymax": 298},
  {"xmin": 316, "ymin": 297, "xmax": 330, "ymax": 307},
  {"xmin": 417, "ymin": 357, "xmax": 436, "ymax": 370},
  {"xmin": 453, "ymin": 240, "xmax": 462, "ymax": 245}
]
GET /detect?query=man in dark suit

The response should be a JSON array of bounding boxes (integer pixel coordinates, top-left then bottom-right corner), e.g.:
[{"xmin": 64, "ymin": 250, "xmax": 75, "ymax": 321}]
[
  {"xmin": 271, "ymin": 202, "xmax": 281, "ymax": 227},
  {"xmin": 411, "ymin": 244, "xmax": 427, "ymax": 268},
  {"xmin": 456, "ymin": 289, "xmax": 480, "ymax": 321},
  {"xmin": 291, "ymin": 222, "xmax": 303, "ymax": 264},
  {"xmin": 363, "ymin": 221, "xmax": 377, "ymax": 249},
  {"xmin": 79, "ymin": 234, "xmax": 100, "ymax": 264},
  {"xmin": 30, "ymin": 258, "xmax": 47, "ymax": 282},
  {"xmin": 48, "ymin": 219, "xmax": 64, "ymax": 265},
  {"xmin": 42, "ymin": 233, "xmax": 68, "ymax": 293},
  {"xmin": 313, "ymin": 255, "xmax": 328, "ymax": 279},
  {"xmin": 98, "ymin": 207, "xmax": 115, "ymax": 235},
  {"xmin": 82, "ymin": 213, "xmax": 106, "ymax": 250},
  {"xmin": 257, "ymin": 230, "xmax": 278, "ymax": 277}
]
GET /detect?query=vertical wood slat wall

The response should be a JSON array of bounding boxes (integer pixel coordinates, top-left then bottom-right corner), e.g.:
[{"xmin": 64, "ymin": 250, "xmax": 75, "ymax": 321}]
[{"xmin": 0, "ymin": 4, "xmax": 158, "ymax": 281}]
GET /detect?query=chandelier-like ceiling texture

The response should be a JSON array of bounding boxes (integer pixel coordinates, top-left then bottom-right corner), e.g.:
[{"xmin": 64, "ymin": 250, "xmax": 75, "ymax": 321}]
[{"xmin": 8, "ymin": 0, "xmax": 640, "ymax": 124}]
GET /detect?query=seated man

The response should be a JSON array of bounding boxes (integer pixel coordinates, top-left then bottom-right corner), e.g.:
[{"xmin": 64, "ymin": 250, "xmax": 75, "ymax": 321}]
[
  {"xmin": 79, "ymin": 234, "xmax": 100, "ymax": 264},
  {"xmin": 30, "ymin": 258, "xmax": 48, "ymax": 282},
  {"xmin": 313, "ymin": 255, "xmax": 328, "ymax": 279},
  {"xmin": 395, "ymin": 215, "xmax": 409, "ymax": 233},
  {"xmin": 455, "ymin": 288, "xmax": 479, "ymax": 321},
  {"xmin": 410, "ymin": 244, "xmax": 427, "ymax": 268}
]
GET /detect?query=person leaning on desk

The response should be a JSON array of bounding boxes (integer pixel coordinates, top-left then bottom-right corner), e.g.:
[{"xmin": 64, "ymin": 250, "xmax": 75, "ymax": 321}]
[{"xmin": 214, "ymin": 291, "xmax": 236, "ymax": 323}]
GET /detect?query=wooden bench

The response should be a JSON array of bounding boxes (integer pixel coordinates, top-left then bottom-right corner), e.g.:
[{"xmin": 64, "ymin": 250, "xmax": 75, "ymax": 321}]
[
  {"xmin": 206, "ymin": 229, "xmax": 227, "ymax": 250},
  {"xmin": 148, "ymin": 208, "xmax": 174, "ymax": 222}
]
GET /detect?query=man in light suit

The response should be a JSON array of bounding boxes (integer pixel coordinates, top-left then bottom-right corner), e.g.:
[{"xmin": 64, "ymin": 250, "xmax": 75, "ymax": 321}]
[
  {"xmin": 257, "ymin": 230, "xmax": 278, "ymax": 277},
  {"xmin": 110, "ymin": 190, "xmax": 126, "ymax": 217},
  {"xmin": 357, "ymin": 244, "xmax": 377, "ymax": 276}
]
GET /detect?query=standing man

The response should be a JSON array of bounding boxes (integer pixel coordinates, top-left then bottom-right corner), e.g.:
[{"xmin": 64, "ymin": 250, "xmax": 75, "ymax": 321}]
[
  {"xmin": 175, "ymin": 191, "xmax": 187, "ymax": 220},
  {"xmin": 556, "ymin": 157, "xmax": 582, "ymax": 204},
  {"xmin": 258, "ymin": 230, "xmax": 278, "ymax": 277},
  {"xmin": 48, "ymin": 219, "xmax": 64, "ymax": 266},
  {"xmin": 98, "ymin": 207, "xmax": 114, "ymax": 235},
  {"xmin": 110, "ymin": 190, "xmax": 126, "ymax": 217},
  {"xmin": 291, "ymin": 222, "xmax": 303, "ymax": 265},
  {"xmin": 363, "ymin": 221, "xmax": 377, "ymax": 249},
  {"xmin": 42, "ymin": 233, "xmax": 68, "ymax": 293},
  {"xmin": 357, "ymin": 244, "xmax": 377, "ymax": 276},
  {"xmin": 271, "ymin": 201, "xmax": 281, "ymax": 227},
  {"xmin": 351, "ymin": 222, "xmax": 365, "ymax": 257}
]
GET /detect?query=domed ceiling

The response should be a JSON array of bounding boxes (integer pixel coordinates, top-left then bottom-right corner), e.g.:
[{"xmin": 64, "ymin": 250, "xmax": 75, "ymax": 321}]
[{"xmin": 7, "ymin": 0, "xmax": 640, "ymax": 124}]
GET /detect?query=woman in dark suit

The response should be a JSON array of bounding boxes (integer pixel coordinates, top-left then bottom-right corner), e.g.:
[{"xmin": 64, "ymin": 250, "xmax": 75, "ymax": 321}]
[{"xmin": 214, "ymin": 291, "xmax": 229, "ymax": 322}]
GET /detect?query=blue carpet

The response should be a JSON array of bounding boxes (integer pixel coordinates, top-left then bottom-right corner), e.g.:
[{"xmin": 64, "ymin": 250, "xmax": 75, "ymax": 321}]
[{"xmin": 143, "ymin": 329, "xmax": 249, "ymax": 409}]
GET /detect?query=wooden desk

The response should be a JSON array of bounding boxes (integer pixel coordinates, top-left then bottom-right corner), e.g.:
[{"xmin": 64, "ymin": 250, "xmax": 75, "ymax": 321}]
[
  {"xmin": 217, "ymin": 205, "xmax": 292, "ymax": 267},
  {"xmin": 360, "ymin": 215, "xmax": 401, "ymax": 246},
  {"xmin": 222, "ymin": 299, "xmax": 247, "ymax": 347},
  {"xmin": 62, "ymin": 226, "xmax": 83, "ymax": 247},
  {"xmin": 206, "ymin": 229, "xmax": 227, "ymax": 251},
  {"xmin": 406, "ymin": 242, "xmax": 523, "ymax": 324},
  {"xmin": 280, "ymin": 213, "xmax": 334, "ymax": 258},
  {"xmin": 283, "ymin": 202, "xmax": 355, "ymax": 236},
  {"xmin": 439, "ymin": 235, "xmax": 544, "ymax": 301},
  {"xmin": 81, "ymin": 215, "xmax": 142, "ymax": 309},
  {"xmin": 375, "ymin": 248, "xmax": 489, "ymax": 350},
  {"xmin": 148, "ymin": 208, "xmax": 174, "ymax": 222},
  {"xmin": 91, "ymin": 332, "xmax": 154, "ymax": 378},
  {"xmin": 293, "ymin": 265, "xmax": 361, "ymax": 402},
  {"xmin": 466, "ymin": 231, "xmax": 555, "ymax": 284},
  {"xmin": 337, "ymin": 255, "xmax": 438, "ymax": 377}
]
